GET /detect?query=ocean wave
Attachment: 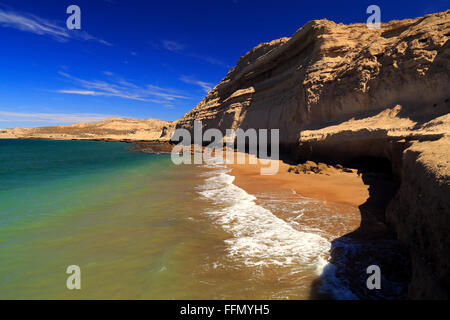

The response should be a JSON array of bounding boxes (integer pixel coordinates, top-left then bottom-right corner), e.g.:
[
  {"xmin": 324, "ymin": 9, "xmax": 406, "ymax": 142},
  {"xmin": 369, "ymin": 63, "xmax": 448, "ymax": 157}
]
[
  {"xmin": 196, "ymin": 156, "xmax": 359, "ymax": 299},
  {"xmin": 196, "ymin": 158, "xmax": 331, "ymax": 271}
]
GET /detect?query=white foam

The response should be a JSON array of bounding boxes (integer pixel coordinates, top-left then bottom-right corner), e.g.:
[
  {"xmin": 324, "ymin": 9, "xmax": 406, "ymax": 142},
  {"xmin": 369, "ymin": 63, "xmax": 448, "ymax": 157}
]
[
  {"xmin": 315, "ymin": 259, "xmax": 359, "ymax": 300},
  {"xmin": 197, "ymin": 158, "xmax": 331, "ymax": 270}
]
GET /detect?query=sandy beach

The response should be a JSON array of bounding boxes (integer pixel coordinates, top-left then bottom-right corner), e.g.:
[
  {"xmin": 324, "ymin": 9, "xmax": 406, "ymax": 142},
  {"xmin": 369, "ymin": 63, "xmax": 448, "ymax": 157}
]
[
  {"xmin": 227, "ymin": 153, "xmax": 370, "ymax": 209},
  {"xmin": 224, "ymin": 152, "xmax": 413, "ymax": 299},
  {"xmin": 220, "ymin": 151, "xmax": 380, "ymax": 246},
  {"xmin": 224, "ymin": 152, "xmax": 401, "ymax": 239}
]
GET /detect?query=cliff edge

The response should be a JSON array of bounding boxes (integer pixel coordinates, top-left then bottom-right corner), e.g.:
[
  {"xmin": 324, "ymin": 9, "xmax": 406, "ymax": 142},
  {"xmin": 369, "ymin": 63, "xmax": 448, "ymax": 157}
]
[
  {"xmin": 176, "ymin": 11, "xmax": 450, "ymax": 298},
  {"xmin": 0, "ymin": 10, "xmax": 448, "ymax": 299}
]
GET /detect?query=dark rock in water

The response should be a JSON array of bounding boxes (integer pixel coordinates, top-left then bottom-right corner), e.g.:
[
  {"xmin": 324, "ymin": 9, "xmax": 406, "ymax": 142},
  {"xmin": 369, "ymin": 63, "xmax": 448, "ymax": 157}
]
[{"xmin": 130, "ymin": 141, "xmax": 175, "ymax": 154}]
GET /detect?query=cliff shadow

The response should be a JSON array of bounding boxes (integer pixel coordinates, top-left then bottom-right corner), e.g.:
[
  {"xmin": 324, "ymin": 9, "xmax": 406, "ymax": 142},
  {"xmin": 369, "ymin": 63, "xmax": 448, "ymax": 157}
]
[{"xmin": 309, "ymin": 158, "xmax": 411, "ymax": 300}]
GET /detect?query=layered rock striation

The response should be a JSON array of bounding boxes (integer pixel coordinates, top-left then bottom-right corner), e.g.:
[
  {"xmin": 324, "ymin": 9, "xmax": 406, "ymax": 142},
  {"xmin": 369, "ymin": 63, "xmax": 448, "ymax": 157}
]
[
  {"xmin": 1, "ymin": 10, "xmax": 449, "ymax": 299},
  {"xmin": 176, "ymin": 11, "xmax": 450, "ymax": 299}
]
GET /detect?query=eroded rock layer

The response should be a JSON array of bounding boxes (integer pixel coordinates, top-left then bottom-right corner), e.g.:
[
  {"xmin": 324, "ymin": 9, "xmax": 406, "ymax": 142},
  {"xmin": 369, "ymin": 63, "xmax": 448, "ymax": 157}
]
[
  {"xmin": 176, "ymin": 11, "xmax": 450, "ymax": 298},
  {"xmin": 1, "ymin": 10, "xmax": 448, "ymax": 299},
  {"xmin": 177, "ymin": 11, "xmax": 449, "ymax": 146}
]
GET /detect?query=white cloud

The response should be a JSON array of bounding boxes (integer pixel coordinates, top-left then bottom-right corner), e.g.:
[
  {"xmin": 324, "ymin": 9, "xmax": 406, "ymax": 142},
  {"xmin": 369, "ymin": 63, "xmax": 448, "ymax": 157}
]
[
  {"xmin": 0, "ymin": 7, "xmax": 111, "ymax": 45},
  {"xmin": 0, "ymin": 111, "xmax": 115, "ymax": 124},
  {"xmin": 161, "ymin": 40, "xmax": 185, "ymax": 52},
  {"xmin": 57, "ymin": 90, "xmax": 102, "ymax": 96},
  {"xmin": 180, "ymin": 76, "xmax": 213, "ymax": 93},
  {"xmin": 160, "ymin": 40, "xmax": 230, "ymax": 68},
  {"xmin": 57, "ymin": 72, "xmax": 190, "ymax": 102}
]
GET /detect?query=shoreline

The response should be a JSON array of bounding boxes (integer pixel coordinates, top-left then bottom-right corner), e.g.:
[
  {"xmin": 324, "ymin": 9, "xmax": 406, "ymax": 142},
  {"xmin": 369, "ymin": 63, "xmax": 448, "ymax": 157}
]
[
  {"xmin": 0, "ymin": 138, "xmax": 380, "ymax": 210},
  {"xmin": 0, "ymin": 136, "xmax": 166, "ymax": 143},
  {"xmin": 224, "ymin": 152, "xmax": 401, "ymax": 241},
  {"xmin": 224, "ymin": 152, "xmax": 411, "ymax": 299},
  {"xmin": 1, "ymin": 138, "xmax": 372, "ymax": 208},
  {"xmin": 226, "ymin": 153, "xmax": 370, "ymax": 209},
  {"xmin": 2, "ymin": 139, "xmax": 410, "ymax": 298}
]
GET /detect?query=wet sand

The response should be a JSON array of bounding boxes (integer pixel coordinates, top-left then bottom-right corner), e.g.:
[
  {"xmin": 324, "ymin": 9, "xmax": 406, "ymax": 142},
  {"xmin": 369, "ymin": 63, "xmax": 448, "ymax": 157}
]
[
  {"xmin": 223, "ymin": 152, "xmax": 371, "ymax": 244},
  {"xmin": 225, "ymin": 152, "xmax": 411, "ymax": 299},
  {"xmin": 227, "ymin": 153, "xmax": 370, "ymax": 208}
]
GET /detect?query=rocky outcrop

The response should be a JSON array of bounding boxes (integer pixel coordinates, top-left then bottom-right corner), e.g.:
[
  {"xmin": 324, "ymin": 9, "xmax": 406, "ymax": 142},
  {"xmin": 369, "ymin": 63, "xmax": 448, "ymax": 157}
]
[
  {"xmin": 1, "ymin": 10, "xmax": 448, "ymax": 299},
  {"xmin": 0, "ymin": 117, "xmax": 175, "ymax": 141},
  {"xmin": 176, "ymin": 11, "xmax": 450, "ymax": 298},
  {"xmin": 386, "ymin": 137, "xmax": 450, "ymax": 299},
  {"xmin": 177, "ymin": 11, "xmax": 449, "ymax": 145}
]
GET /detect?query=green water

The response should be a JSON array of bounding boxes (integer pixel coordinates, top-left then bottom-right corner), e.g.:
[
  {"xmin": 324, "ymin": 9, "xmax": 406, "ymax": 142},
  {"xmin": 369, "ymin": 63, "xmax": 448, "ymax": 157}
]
[
  {"xmin": 0, "ymin": 139, "xmax": 220, "ymax": 299},
  {"xmin": 0, "ymin": 139, "xmax": 354, "ymax": 299}
]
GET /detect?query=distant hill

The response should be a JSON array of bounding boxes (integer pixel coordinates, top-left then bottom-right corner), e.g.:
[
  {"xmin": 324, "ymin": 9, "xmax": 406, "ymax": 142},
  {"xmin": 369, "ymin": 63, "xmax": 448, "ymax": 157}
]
[{"xmin": 0, "ymin": 117, "xmax": 175, "ymax": 141}]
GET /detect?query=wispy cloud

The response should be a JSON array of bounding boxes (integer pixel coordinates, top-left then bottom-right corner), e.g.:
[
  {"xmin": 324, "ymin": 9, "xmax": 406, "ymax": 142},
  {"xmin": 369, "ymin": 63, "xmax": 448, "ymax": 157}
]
[
  {"xmin": 0, "ymin": 111, "xmax": 115, "ymax": 124},
  {"xmin": 0, "ymin": 7, "xmax": 111, "ymax": 45},
  {"xmin": 187, "ymin": 52, "xmax": 230, "ymax": 68},
  {"xmin": 57, "ymin": 71, "xmax": 190, "ymax": 103},
  {"xmin": 158, "ymin": 40, "xmax": 230, "ymax": 68},
  {"xmin": 161, "ymin": 40, "xmax": 185, "ymax": 52},
  {"xmin": 180, "ymin": 75, "xmax": 213, "ymax": 93}
]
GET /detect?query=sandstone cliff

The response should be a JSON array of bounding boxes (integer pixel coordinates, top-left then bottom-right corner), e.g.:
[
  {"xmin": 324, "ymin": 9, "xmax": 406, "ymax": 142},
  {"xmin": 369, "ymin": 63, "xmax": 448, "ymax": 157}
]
[
  {"xmin": 0, "ymin": 117, "xmax": 175, "ymax": 141},
  {"xmin": 177, "ymin": 11, "xmax": 449, "ymax": 146},
  {"xmin": 176, "ymin": 11, "xmax": 450, "ymax": 298},
  {"xmin": 386, "ymin": 137, "xmax": 450, "ymax": 299},
  {"xmin": 1, "ymin": 10, "xmax": 448, "ymax": 299}
]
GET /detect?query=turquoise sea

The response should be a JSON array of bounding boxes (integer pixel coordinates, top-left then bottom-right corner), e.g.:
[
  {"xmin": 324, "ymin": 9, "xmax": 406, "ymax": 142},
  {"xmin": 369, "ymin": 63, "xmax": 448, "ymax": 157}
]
[{"xmin": 0, "ymin": 139, "xmax": 358, "ymax": 299}]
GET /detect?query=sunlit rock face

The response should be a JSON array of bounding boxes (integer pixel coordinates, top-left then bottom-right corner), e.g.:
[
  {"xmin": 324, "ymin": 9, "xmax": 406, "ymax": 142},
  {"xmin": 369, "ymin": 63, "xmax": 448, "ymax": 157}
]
[
  {"xmin": 176, "ymin": 10, "xmax": 450, "ymax": 299},
  {"xmin": 0, "ymin": 117, "xmax": 176, "ymax": 141}
]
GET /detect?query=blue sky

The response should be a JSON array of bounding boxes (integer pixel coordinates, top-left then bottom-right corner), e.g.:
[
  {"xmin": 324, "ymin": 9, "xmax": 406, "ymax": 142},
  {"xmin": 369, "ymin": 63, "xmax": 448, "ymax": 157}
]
[{"xmin": 0, "ymin": 0, "xmax": 448, "ymax": 128}]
